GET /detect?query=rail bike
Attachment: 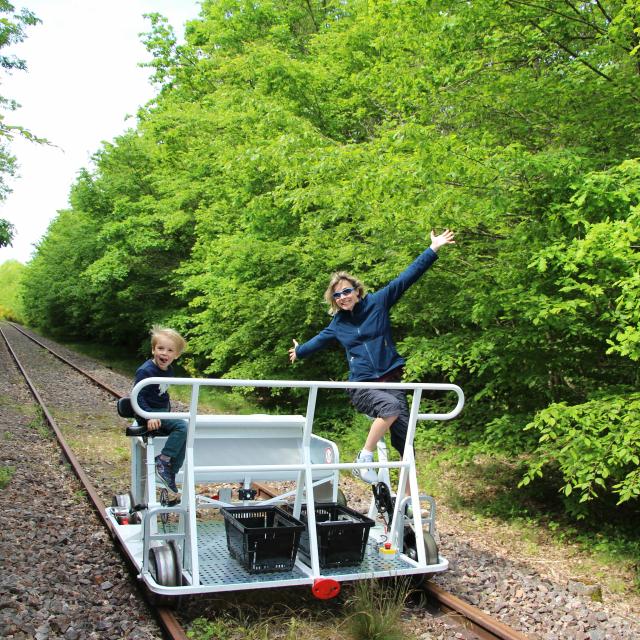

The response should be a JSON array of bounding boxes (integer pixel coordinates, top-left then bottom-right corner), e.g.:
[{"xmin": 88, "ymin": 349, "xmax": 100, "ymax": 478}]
[{"xmin": 108, "ymin": 378, "xmax": 464, "ymax": 600}]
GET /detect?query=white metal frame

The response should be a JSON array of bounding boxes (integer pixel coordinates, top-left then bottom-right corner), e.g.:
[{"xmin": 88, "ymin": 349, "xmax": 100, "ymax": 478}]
[{"xmin": 111, "ymin": 378, "xmax": 464, "ymax": 596}]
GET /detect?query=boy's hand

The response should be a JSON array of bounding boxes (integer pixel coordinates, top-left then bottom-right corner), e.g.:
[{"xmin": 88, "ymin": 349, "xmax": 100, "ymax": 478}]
[{"xmin": 147, "ymin": 418, "xmax": 161, "ymax": 431}]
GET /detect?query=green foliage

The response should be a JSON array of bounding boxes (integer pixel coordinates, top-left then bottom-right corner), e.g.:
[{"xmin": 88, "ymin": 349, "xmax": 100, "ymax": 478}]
[
  {"xmin": 0, "ymin": 464, "xmax": 15, "ymax": 489},
  {"xmin": 19, "ymin": 0, "xmax": 640, "ymax": 519},
  {"xmin": 0, "ymin": 0, "xmax": 42, "ymax": 240},
  {"xmin": 522, "ymin": 393, "xmax": 640, "ymax": 517},
  {"xmin": 27, "ymin": 409, "xmax": 49, "ymax": 439},
  {"xmin": 0, "ymin": 218, "xmax": 13, "ymax": 246},
  {"xmin": 0, "ymin": 258, "xmax": 24, "ymax": 319},
  {"xmin": 21, "ymin": 208, "xmax": 103, "ymax": 338},
  {"xmin": 188, "ymin": 616, "xmax": 236, "ymax": 640},
  {"xmin": 186, "ymin": 597, "xmax": 342, "ymax": 640}
]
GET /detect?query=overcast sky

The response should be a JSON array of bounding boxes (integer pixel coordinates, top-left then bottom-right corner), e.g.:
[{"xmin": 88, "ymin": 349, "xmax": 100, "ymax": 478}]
[{"xmin": 0, "ymin": 0, "xmax": 202, "ymax": 265}]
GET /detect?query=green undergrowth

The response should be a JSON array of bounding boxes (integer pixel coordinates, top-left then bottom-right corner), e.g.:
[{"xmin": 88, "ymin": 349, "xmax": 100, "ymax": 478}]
[
  {"xmin": 343, "ymin": 578, "xmax": 413, "ymax": 640},
  {"xmin": 184, "ymin": 586, "xmax": 344, "ymax": 640},
  {"xmin": 414, "ymin": 442, "xmax": 640, "ymax": 594},
  {"xmin": 27, "ymin": 408, "xmax": 51, "ymax": 439},
  {"xmin": 187, "ymin": 612, "xmax": 335, "ymax": 640}
]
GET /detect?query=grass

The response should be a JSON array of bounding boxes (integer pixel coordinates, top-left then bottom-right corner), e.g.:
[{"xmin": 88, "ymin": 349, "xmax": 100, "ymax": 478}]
[
  {"xmin": 184, "ymin": 580, "xmax": 413, "ymax": 640},
  {"xmin": 187, "ymin": 613, "xmax": 332, "ymax": 640},
  {"xmin": 0, "ymin": 465, "xmax": 15, "ymax": 488},
  {"xmin": 169, "ymin": 383, "xmax": 261, "ymax": 415},
  {"xmin": 184, "ymin": 589, "xmax": 345, "ymax": 640},
  {"xmin": 343, "ymin": 578, "xmax": 413, "ymax": 640},
  {"xmin": 28, "ymin": 409, "xmax": 51, "ymax": 439}
]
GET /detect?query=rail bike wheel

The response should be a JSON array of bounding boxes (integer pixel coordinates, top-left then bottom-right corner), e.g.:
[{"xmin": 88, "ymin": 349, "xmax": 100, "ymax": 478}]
[
  {"xmin": 111, "ymin": 492, "xmax": 143, "ymax": 524},
  {"xmin": 403, "ymin": 527, "xmax": 439, "ymax": 589},
  {"xmin": 423, "ymin": 531, "xmax": 439, "ymax": 565},
  {"xmin": 111, "ymin": 492, "xmax": 135, "ymax": 510},
  {"xmin": 148, "ymin": 542, "xmax": 180, "ymax": 587},
  {"xmin": 336, "ymin": 488, "xmax": 348, "ymax": 507},
  {"xmin": 168, "ymin": 540, "xmax": 182, "ymax": 585},
  {"xmin": 403, "ymin": 526, "xmax": 439, "ymax": 565}
]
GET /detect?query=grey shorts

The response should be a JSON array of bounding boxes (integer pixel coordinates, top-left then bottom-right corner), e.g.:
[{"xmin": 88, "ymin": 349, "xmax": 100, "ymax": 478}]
[{"xmin": 347, "ymin": 386, "xmax": 410, "ymax": 455}]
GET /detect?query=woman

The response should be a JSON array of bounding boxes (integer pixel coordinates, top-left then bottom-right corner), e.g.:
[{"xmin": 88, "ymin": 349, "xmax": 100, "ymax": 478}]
[{"xmin": 289, "ymin": 229, "xmax": 455, "ymax": 483}]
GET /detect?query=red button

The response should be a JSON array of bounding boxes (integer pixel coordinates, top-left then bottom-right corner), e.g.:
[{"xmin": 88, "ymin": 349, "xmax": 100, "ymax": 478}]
[{"xmin": 312, "ymin": 578, "xmax": 341, "ymax": 600}]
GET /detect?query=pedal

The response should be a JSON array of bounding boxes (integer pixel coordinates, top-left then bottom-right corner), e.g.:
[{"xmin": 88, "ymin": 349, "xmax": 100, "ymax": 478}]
[{"xmin": 372, "ymin": 482, "xmax": 395, "ymax": 527}]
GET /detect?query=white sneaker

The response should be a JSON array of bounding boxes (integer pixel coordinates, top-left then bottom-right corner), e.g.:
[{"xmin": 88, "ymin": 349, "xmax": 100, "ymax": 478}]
[{"xmin": 352, "ymin": 451, "xmax": 378, "ymax": 484}]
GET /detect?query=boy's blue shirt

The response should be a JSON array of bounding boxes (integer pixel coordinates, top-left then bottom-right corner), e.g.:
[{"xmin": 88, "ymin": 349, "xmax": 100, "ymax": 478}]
[
  {"xmin": 295, "ymin": 247, "xmax": 438, "ymax": 381},
  {"xmin": 134, "ymin": 359, "xmax": 174, "ymax": 413}
]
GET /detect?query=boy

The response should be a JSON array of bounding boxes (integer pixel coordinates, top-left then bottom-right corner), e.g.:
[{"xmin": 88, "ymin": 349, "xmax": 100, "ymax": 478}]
[{"xmin": 133, "ymin": 326, "xmax": 188, "ymax": 495}]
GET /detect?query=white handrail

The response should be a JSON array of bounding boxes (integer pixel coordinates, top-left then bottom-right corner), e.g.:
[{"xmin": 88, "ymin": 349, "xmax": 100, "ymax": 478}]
[{"xmin": 130, "ymin": 377, "xmax": 464, "ymax": 421}]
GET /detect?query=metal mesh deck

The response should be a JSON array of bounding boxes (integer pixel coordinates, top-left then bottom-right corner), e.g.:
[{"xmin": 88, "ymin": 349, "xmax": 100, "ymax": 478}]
[
  {"xmin": 196, "ymin": 520, "xmax": 306, "ymax": 585},
  {"xmin": 171, "ymin": 520, "xmax": 416, "ymax": 586}
]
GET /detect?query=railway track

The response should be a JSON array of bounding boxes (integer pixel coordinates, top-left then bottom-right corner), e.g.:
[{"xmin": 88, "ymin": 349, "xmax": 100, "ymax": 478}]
[
  {"xmin": 0, "ymin": 323, "xmax": 187, "ymax": 640},
  {"xmin": 1, "ymin": 321, "xmax": 529, "ymax": 640}
]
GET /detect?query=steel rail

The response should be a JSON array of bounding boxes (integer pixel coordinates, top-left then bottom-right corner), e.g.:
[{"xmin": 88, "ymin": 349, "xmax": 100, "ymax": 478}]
[
  {"xmin": 0, "ymin": 324, "xmax": 188, "ymax": 640},
  {"xmin": 9, "ymin": 322, "xmax": 124, "ymax": 397},
  {"xmin": 424, "ymin": 581, "xmax": 530, "ymax": 640}
]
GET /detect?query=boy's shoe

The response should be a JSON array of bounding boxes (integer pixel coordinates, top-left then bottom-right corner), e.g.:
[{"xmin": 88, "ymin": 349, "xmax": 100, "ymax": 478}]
[
  {"xmin": 352, "ymin": 451, "xmax": 378, "ymax": 484},
  {"xmin": 155, "ymin": 455, "xmax": 178, "ymax": 494}
]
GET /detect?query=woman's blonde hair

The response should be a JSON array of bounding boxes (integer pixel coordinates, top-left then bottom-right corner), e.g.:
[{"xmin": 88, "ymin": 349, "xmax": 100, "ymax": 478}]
[
  {"xmin": 323, "ymin": 271, "xmax": 365, "ymax": 315},
  {"xmin": 150, "ymin": 325, "xmax": 187, "ymax": 355}
]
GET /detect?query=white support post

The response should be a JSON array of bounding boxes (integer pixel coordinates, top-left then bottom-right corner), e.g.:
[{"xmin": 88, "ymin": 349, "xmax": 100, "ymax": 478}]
[
  {"xmin": 391, "ymin": 390, "xmax": 423, "ymax": 559},
  {"xmin": 145, "ymin": 439, "xmax": 159, "ymax": 537},
  {"xmin": 301, "ymin": 385, "xmax": 321, "ymax": 576},
  {"xmin": 184, "ymin": 383, "xmax": 200, "ymax": 585}
]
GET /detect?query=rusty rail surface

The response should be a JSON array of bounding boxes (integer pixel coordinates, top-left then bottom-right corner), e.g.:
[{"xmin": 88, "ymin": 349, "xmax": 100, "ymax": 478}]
[{"xmin": 424, "ymin": 581, "xmax": 530, "ymax": 640}]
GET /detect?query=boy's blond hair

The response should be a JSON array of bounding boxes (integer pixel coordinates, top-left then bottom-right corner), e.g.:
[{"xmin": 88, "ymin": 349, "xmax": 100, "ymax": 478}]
[{"xmin": 150, "ymin": 325, "xmax": 187, "ymax": 355}]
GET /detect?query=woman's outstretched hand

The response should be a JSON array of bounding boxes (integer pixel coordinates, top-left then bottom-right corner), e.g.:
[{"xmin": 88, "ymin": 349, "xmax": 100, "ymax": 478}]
[
  {"xmin": 429, "ymin": 228, "xmax": 456, "ymax": 252},
  {"xmin": 288, "ymin": 339, "xmax": 299, "ymax": 363}
]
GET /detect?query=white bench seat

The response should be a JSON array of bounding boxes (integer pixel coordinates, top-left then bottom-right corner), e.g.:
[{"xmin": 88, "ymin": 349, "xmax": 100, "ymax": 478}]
[{"xmin": 129, "ymin": 413, "xmax": 339, "ymax": 503}]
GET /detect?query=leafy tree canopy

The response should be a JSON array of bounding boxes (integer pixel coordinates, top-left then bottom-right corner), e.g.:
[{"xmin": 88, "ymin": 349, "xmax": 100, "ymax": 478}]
[{"xmin": 21, "ymin": 0, "xmax": 640, "ymax": 517}]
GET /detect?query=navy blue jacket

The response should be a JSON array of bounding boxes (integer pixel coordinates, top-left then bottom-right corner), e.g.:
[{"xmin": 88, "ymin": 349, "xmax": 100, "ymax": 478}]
[
  {"xmin": 295, "ymin": 248, "xmax": 438, "ymax": 381},
  {"xmin": 134, "ymin": 359, "xmax": 173, "ymax": 413}
]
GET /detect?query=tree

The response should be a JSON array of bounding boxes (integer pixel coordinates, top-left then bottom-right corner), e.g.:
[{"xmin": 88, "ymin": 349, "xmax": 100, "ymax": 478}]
[
  {"xmin": 0, "ymin": 256, "xmax": 24, "ymax": 318},
  {"xmin": 20, "ymin": 0, "xmax": 640, "ymax": 516},
  {"xmin": 0, "ymin": 217, "xmax": 13, "ymax": 246},
  {"xmin": 0, "ymin": 1, "xmax": 41, "ymax": 243}
]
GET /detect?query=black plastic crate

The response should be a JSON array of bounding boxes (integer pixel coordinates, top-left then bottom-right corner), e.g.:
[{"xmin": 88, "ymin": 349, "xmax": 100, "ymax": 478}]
[
  {"xmin": 295, "ymin": 503, "xmax": 375, "ymax": 568},
  {"xmin": 221, "ymin": 506, "xmax": 305, "ymax": 574}
]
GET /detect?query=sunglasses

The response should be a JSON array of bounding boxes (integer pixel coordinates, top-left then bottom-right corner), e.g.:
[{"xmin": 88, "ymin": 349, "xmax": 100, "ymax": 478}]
[{"xmin": 332, "ymin": 287, "xmax": 355, "ymax": 300}]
